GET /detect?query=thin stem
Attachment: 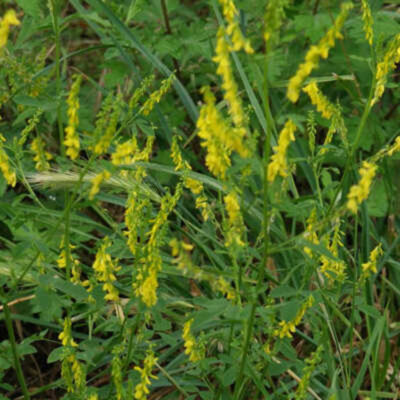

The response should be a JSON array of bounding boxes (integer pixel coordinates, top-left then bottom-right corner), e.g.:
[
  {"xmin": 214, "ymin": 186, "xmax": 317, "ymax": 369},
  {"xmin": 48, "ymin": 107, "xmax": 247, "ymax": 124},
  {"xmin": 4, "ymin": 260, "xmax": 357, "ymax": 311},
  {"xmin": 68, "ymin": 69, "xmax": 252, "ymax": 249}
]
[
  {"xmin": 2, "ymin": 302, "xmax": 31, "ymax": 400},
  {"xmin": 326, "ymin": 82, "xmax": 375, "ymax": 218},
  {"xmin": 160, "ymin": 0, "xmax": 181, "ymax": 80},
  {"xmin": 233, "ymin": 39, "xmax": 273, "ymax": 400},
  {"xmin": 50, "ymin": 0, "xmax": 65, "ymax": 156}
]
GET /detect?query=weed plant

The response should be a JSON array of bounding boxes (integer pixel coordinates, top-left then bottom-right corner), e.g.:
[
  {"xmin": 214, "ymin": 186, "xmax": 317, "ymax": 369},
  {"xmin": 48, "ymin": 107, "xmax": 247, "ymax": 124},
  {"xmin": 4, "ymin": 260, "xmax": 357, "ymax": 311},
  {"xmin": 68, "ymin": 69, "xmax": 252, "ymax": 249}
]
[{"xmin": 0, "ymin": 1, "xmax": 400, "ymax": 399}]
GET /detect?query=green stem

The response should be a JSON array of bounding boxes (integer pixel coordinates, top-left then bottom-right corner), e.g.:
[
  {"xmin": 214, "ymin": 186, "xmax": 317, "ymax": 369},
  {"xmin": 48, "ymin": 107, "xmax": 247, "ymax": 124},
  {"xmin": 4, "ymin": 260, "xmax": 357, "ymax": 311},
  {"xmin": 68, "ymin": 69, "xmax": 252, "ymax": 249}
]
[
  {"xmin": 326, "ymin": 82, "xmax": 375, "ymax": 218},
  {"xmin": 2, "ymin": 302, "xmax": 31, "ymax": 400},
  {"xmin": 50, "ymin": 0, "xmax": 65, "ymax": 156},
  {"xmin": 233, "ymin": 44, "xmax": 273, "ymax": 400}
]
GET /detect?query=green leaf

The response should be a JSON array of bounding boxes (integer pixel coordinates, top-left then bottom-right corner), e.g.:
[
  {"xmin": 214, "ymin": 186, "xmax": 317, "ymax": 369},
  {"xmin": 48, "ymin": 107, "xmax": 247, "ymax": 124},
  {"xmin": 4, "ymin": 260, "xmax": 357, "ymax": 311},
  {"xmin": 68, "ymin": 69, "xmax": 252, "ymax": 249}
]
[
  {"xmin": 47, "ymin": 346, "xmax": 65, "ymax": 363},
  {"xmin": 52, "ymin": 277, "xmax": 89, "ymax": 301},
  {"xmin": 15, "ymin": 0, "xmax": 42, "ymax": 19},
  {"xmin": 367, "ymin": 179, "xmax": 388, "ymax": 217}
]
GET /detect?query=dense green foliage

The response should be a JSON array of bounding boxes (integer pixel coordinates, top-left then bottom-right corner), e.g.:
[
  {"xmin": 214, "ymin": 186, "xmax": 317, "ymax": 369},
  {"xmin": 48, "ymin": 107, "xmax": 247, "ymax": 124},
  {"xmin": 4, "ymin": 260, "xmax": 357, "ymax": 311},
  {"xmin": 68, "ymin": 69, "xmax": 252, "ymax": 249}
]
[{"xmin": 0, "ymin": 1, "xmax": 400, "ymax": 399}]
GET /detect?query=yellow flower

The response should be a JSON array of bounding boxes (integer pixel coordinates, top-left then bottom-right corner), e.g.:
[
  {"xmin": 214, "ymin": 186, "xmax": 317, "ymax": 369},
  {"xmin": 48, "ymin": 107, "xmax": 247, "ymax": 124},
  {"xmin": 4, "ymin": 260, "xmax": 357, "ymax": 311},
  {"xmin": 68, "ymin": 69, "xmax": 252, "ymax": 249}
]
[
  {"xmin": 303, "ymin": 209, "xmax": 319, "ymax": 257},
  {"xmin": 133, "ymin": 185, "xmax": 183, "ymax": 307},
  {"xmin": 140, "ymin": 74, "xmax": 175, "ymax": 116},
  {"xmin": 89, "ymin": 170, "xmax": 111, "ymax": 200},
  {"xmin": 287, "ymin": 3, "xmax": 353, "ymax": 102},
  {"xmin": 129, "ymin": 75, "xmax": 155, "ymax": 110},
  {"xmin": 0, "ymin": 134, "xmax": 16, "ymax": 187},
  {"xmin": 361, "ymin": 243, "xmax": 382, "ymax": 279},
  {"xmin": 0, "ymin": 10, "xmax": 20, "ymax": 51},
  {"xmin": 319, "ymin": 223, "xmax": 346, "ymax": 284},
  {"xmin": 264, "ymin": 0, "xmax": 289, "ymax": 48},
  {"xmin": 267, "ymin": 119, "xmax": 296, "ymax": 182},
  {"xmin": 347, "ymin": 161, "xmax": 377, "ymax": 214},
  {"xmin": 197, "ymin": 87, "xmax": 232, "ymax": 179},
  {"xmin": 224, "ymin": 190, "xmax": 245, "ymax": 247},
  {"xmin": 31, "ymin": 137, "xmax": 52, "ymax": 171},
  {"xmin": 182, "ymin": 319, "xmax": 205, "ymax": 362},
  {"xmin": 303, "ymin": 81, "xmax": 335, "ymax": 119},
  {"xmin": 387, "ymin": 136, "xmax": 400, "ymax": 157},
  {"xmin": 361, "ymin": 0, "xmax": 374, "ymax": 47},
  {"xmin": 93, "ymin": 93, "xmax": 123, "ymax": 155},
  {"xmin": 134, "ymin": 349, "xmax": 158, "ymax": 400},
  {"xmin": 213, "ymin": 28, "xmax": 249, "ymax": 155},
  {"xmin": 273, "ymin": 296, "xmax": 314, "ymax": 339},
  {"xmin": 64, "ymin": 75, "xmax": 82, "ymax": 160},
  {"xmin": 58, "ymin": 317, "xmax": 78, "ymax": 347},
  {"xmin": 137, "ymin": 267, "xmax": 158, "ymax": 308},
  {"xmin": 92, "ymin": 237, "xmax": 121, "ymax": 302},
  {"xmin": 171, "ymin": 135, "xmax": 210, "ymax": 218},
  {"xmin": 218, "ymin": 0, "xmax": 253, "ymax": 54},
  {"xmin": 112, "ymin": 137, "xmax": 138, "ymax": 166},
  {"xmin": 372, "ymin": 33, "xmax": 400, "ymax": 105}
]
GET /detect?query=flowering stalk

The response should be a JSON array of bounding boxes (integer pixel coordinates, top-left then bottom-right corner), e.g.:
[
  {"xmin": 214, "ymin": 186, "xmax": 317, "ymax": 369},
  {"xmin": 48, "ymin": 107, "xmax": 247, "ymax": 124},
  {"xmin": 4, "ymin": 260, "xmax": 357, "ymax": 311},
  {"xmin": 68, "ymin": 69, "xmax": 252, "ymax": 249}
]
[
  {"xmin": 360, "ymin": 0, "xmax": 374, "ymax": 47},
  {"xmin": 267, "ymin": 119, "xmax": 296, "ymax": 182},
  {"xmin": 133, "ymin": 349, "xmax": 158, "ymax": 400},
  {"xmin": 0, "ymin": 9, "xmax": 20, "ymax": 52},
  {"xmin": 182, "ymin": 319, "xmax": 205, "ymax": 362},
  {"xmin": 64, "ymin": 75, "xmax": 82, "ymax": 160},
  {"xmin": 0, "ymin": 134, "xmax": 16, "ymax": 187},
  {"xmin": 346, "ymin": 161, "xmax": 377, "ymax": 214},
  {"xmin": 92, "ymin": 237, "xmax": 121, "ymax": 302},
  {"xmin": 287, "ymin": 2, "xmax": 353, "ymax": 103}
]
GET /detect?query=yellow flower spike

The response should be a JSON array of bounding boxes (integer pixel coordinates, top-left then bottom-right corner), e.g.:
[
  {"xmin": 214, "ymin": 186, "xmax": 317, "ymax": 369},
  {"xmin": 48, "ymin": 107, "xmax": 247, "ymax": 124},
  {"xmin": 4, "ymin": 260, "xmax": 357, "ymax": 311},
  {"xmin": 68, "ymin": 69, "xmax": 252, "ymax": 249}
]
[
  {"xmin": 171, "ymin": 135, "xmax": 211, "ymax": 218},
  {"xmin": 133, "ymin": 185, "xmax": 183, "ymax": 307},
  {"xmin": 133, "ymin": 349, "xmax": 158, "ymax": 400},
  {"xmin": 303, "ymin": 209, "xmax": 319, "ymax": 257},
  {"xmin": 140, "ymin": 74, "xmax": 175, "ymax": 116},
  {"xmin": 93, "ymin": 93, "xmax": 123, "ymax": 155},
  {"xmin": 89, "ymin": 170, "xmax": 111, "ymax": 200},
  {"xmin": 92, "ymin": 237, "xmax": 121, "ymax": 303},
  {"xmin": 360, "ymin": 0, "xmax": 374, "ymax": 47},
  {"xmin": 112, "ymin": 137, "xmax": 138, "ymax": 166},
  {"xmin": 264, "ymin": 0, "xmax": 289, "ymax": 48},
  {"xmin": 64, "ymin": 75, "xmax": 82, "ymax": 160},
  {"xmin": 213, "ymin": 28, "xmax": 249, "ymax": 155},
  {"xmin": 319, "ymin": 223, "xmax": 346, "ymax": 284},
  {"xmin": 372, "ymin": 33, "xmax": 400, "ymax": 106},
  {"xmin": 224, "ymin": 190, "xmax": 245, "ymax": 247},
  {"xmin": 182, "ymin": 319, "xmax": 205, "ymax": 362},
  {"xmin": 58, "ymin": 317, "xmax": 78, "ymax": 347},
  {"xmin": 287, "ymin": 3, "xmax": 353, "ymax": 102},
  {"xmin": 0, "ymin": 134, "xmax": 16, "ymax": 187},
  {"xmin": 273, "ymin": 296, "xmax": 314, "ymax": 339},
  {"xmin": 346, "ymin": 161, "xmax": 377, "ymax": 214},
  {"xmin": 267, "ymin": 119, "xmax": 296, "ymax": 183},
  {"xmin": 31, "ymin": 137, "xmax": 52, "ymax": 171},
  {"xmin": 387, "ymin": 136, "xmax": 400, "ymax": 157},
  {"xmin": 218, "ymin": 0, "xmax": 253, "ymax": 54},
  {"xmin": 0, "ymin": 10, "xmax": 20, "ymax": 51},
  {"xmin": 361, "ymin": 243, "xmax": 383, "ymax": 279},
  {"xmin": 303, "ymin": 81, "xmax": 335, "ymax": 119},
  {"xmin": 197, "ymin": 87, "xmax": 232, "ymax": 179}
]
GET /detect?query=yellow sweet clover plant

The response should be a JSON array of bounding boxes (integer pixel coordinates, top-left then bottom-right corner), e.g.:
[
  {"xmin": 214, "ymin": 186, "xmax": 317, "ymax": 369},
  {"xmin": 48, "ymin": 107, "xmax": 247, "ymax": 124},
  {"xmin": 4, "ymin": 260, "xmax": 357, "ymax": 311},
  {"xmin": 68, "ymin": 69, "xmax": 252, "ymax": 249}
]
[{"xmin": 4, "ymin": 1, "xmax": 400, "ymax": 398}]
